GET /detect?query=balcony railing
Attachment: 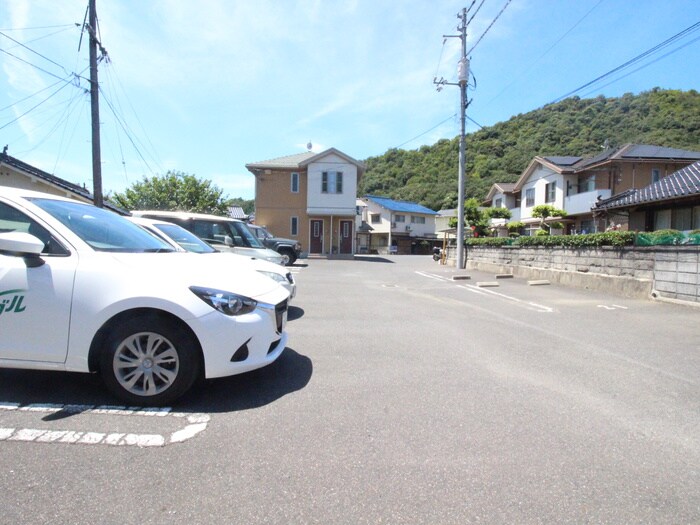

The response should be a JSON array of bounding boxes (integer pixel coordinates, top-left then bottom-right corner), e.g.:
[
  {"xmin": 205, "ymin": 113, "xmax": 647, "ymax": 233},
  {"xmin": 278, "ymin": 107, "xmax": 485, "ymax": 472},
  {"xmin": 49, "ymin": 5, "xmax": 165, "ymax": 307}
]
[{"xmin": 564, "ymin": 189, "xmax": 611, "ymax": 215}]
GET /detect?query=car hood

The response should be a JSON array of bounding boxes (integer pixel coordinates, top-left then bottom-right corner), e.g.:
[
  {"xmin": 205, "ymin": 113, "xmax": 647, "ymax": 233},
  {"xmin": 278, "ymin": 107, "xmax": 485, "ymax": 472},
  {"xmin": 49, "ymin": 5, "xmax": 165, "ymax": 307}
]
[{"xmin": 105, "ymin": 252, "xmax": 286, "ymax": 302}]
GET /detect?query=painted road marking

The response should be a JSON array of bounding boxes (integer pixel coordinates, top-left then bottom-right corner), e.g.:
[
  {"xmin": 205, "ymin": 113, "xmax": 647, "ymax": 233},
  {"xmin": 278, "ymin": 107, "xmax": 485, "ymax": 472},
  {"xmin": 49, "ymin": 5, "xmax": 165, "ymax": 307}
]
[
  {"xmin": 460, "ymin": 284, "xmax": 554, "ymax": 313},
  {"xmin": 415, "ymin": 271, "xmax": 553, "ymax": 313},
  {"xmin": 0, "ymin": 403, "xmax": 210, "ymax": 447},
  {"xmin": 597, "ymin": 304, "xmax": 629, "ymax": 310}
]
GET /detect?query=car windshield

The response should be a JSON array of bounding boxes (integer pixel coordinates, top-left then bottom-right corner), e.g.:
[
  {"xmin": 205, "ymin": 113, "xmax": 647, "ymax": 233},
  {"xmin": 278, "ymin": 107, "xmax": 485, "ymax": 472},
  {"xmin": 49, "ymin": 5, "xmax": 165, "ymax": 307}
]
[
  {"xmin": 31, "ymin": 199, "xmax": 175, "ymax": 253},
  {"xmin": 254, "ymin": 226, "xmax": 273, "ymax": 240},
  {"xmin": 227, "ymin": 221, "xmax": 265, "ymax": 248},
  {"xmin": 154, "ymin": 223, "xmax": 216, "ymax": 254}
]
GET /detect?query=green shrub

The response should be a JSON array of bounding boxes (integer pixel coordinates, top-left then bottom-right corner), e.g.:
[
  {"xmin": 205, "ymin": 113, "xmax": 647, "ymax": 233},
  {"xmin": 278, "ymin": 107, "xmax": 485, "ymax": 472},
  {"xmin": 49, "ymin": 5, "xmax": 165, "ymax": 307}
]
[
  {"xmin": 534, "ymin": 229, "xmax": 549, "ymax": 236},
  {"xmin": 506, "ymin": 221, "xmax": 525, "ymax": 232},
  {"xmin": 465, "ymin": 237, "xmax": 513, "ymax": 247},
  {"xmin": 511, "ymin": 231, "xmax": 634, "ymax": 247}
]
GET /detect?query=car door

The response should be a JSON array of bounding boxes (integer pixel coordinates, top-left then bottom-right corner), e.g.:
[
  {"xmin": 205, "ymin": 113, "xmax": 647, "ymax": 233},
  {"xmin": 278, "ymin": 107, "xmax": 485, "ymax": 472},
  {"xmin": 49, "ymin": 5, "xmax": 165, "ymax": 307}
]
[{"xmin": 0, "ymin": 200, "xmax": 77, "ymax": 363}]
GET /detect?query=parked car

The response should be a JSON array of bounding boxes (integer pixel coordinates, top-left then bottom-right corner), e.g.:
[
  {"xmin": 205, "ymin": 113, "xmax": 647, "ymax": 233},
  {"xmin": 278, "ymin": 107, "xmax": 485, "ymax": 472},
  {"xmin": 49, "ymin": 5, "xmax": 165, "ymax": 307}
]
[
  {"xmin": 0, "ymin": 188, "xmax": 289, "ymax": 406},
  {"xmin": 131, "ymin": 210, "xmax": 285, "ymax": 265},
  {"xmin": 129, "ymin": 216, "xmax": 296, "ymax": 302},
  {"xmin": 248, "ymin": 224, "xmax": 302, "ymax": 266}
]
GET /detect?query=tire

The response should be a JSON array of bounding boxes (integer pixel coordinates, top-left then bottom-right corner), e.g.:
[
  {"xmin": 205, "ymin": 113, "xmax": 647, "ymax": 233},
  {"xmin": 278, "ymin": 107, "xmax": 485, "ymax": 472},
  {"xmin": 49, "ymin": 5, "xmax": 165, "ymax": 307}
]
[
  {"xmin": 99, "ymin": 315, "xmax": 200, "ymax": 406},
  {"xmin": 279, "ymin": 249, "xmax": 296, "ymax": 266}
]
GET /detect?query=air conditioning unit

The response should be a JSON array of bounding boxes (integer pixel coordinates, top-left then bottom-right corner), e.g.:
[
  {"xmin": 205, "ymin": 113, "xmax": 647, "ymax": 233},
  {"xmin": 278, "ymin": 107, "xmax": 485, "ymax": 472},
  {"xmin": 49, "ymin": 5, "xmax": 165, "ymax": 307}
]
[{"xmin": 405, "ymin": 225, "xmax": 412, "ymax": 232}]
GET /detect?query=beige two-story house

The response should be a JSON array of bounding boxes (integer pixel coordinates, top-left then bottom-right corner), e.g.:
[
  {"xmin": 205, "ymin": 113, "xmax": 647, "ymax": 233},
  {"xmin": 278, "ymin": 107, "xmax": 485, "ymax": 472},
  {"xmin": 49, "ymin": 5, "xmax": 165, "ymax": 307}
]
[{"xmin": 246, "ymin": 148, "xmax": 365, "ymax": 257}]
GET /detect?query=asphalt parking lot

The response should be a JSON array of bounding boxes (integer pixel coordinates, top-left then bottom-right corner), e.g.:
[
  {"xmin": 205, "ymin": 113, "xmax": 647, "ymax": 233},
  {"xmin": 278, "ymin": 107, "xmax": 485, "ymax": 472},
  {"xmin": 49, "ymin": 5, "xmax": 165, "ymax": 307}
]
[{"xmin": 1, "ymin": 255, "xmax": 698, "ymax": 524}]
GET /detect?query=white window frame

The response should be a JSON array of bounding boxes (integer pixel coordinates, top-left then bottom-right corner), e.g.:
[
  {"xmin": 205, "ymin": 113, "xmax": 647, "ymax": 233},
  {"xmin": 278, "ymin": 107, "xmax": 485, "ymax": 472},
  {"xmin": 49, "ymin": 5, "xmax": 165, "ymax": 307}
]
[
  {"xmin": 545, "ymin": 181, "xmax": 556, "ymax": 203},
  {"xmin": 651, "ymin": 168, "xmax": 661, "ymax": 184},
  {"xmin": 394, "ymin": 214, "xmax": 405, "ymax": 223},
  {"xmin": 290, "ymin": 172, "xmax": 299, "ymax": 193},
  {"xmin": 370, "ymin": 213, "xmax": 381, "ymax": 224},
  {"xmin": 321, "ymin": 171, "xmax": 343, "ymax": 194},
  {"xmin": 525, "ymin": 188, "xmax": 535, "ymax": 207},
  {"xmin": 290, "ymin": 216, "xmax": 299, "ymax": 236}
]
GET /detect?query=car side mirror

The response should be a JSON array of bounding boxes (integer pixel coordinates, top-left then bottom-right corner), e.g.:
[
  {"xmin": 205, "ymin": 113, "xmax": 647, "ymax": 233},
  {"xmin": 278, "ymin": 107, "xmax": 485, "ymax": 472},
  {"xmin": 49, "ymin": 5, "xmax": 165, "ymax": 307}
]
[
  {"xmin": 224, "ymin": 235, "xmax": 234, "ymax": 247},
  {"xmin": 0, "ymin": 232, "xmax": 46, "ymax": 267}
]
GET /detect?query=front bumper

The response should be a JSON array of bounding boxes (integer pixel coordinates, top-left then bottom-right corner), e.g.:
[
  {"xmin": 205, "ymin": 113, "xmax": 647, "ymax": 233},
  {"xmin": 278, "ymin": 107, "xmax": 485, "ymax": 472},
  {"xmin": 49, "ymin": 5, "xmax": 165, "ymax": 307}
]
[{"xmin": 191, "ymin": 299, "xmax": 289, "ymax": 379}]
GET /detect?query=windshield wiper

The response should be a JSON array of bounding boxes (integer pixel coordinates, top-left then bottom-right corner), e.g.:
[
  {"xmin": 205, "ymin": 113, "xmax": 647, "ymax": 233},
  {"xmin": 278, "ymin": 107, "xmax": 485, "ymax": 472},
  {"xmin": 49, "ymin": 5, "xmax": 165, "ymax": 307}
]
[{"xmin": 142, "ymin": 248, "xmax": 176, "ymax": 253}]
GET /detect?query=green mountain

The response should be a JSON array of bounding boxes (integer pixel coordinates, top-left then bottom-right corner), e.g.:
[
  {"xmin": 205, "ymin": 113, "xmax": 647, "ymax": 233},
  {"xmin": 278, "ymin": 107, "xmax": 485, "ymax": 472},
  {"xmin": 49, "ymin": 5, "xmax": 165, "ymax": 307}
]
[{"xmin": 359, "ymin": 88, "xmax": 700, "ymax": 211}]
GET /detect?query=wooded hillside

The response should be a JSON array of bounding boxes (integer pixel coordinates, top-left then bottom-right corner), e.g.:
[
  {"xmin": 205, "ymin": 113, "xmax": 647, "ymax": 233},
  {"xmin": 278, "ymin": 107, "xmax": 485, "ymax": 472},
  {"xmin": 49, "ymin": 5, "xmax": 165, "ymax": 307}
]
[{"xmin": 358, "ymin": 89, "xmax": 700, "ymax": 211}]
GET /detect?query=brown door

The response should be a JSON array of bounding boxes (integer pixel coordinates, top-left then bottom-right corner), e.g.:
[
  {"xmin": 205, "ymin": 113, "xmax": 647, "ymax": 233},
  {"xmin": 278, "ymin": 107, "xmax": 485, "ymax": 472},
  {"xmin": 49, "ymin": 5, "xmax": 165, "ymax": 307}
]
[
  {"xmin": 310, "ymin": 219, "xmax": 323, "ymax": 254},
  {"xmin": 339, "ymin": 220, "xmax": 353, "ymax": 254}
]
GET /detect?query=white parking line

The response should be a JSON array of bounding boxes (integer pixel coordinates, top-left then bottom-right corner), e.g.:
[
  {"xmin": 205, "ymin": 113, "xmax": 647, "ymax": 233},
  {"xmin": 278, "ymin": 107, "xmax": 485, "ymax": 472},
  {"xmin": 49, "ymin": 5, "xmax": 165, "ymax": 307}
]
[
  {"xmin": 460, "ymin": 284, "xmax": 554, "ymax": 313},
  {"xmin": 0, "ymin": 403, "xmax": 210, "ymax": 447},
  {"xmin": 416, "ymin": 271, "xmax": 553, "ymax": 313}
]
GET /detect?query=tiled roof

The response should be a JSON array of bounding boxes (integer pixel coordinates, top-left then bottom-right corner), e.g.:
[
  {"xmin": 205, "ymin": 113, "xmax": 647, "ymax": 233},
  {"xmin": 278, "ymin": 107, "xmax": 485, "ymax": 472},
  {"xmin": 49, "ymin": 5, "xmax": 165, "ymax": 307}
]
[
  {"xmin": 1, "ymin": 153, "xmax": 126, "ymax": 214},
  {"xmin": 246, "ymin": 147, "xmax": 365, "ymax": 171},
  {"xmin": 577, "ymin": 144, "xmax": 700, "ymax": 170},
  {"xmin": 245, "ymin": 152, "xmax": 316, "ymax": 169},
  {"xmin": 595, "ymin": 160, "xmax": 700, "ymax": 210},
  {"xmin": 364, "ymin": 195, "xmax": 437, "ymax": 215}
]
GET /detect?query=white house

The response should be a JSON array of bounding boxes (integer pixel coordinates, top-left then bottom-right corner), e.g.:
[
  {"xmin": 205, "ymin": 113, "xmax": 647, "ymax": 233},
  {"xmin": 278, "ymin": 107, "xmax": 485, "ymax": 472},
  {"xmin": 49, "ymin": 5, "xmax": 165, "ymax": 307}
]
[{"xmin": 358, "ymin": 195, "xmax": 437, "ymax": 255}]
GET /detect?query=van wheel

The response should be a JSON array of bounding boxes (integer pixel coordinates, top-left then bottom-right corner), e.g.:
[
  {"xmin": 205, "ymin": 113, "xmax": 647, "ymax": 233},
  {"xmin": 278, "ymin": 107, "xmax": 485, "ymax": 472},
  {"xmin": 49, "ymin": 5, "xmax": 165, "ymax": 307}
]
[{"xmin": 99, "ymin": 316, "xmax": 200, "ymax": 406}]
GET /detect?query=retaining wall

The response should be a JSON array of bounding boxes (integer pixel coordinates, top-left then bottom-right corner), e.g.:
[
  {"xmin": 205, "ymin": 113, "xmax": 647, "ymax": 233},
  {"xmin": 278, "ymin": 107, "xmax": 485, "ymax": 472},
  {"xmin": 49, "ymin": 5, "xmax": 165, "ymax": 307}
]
[{"xmin": 448, "ymin": 245, "xmax": 700, "ymax": 304}]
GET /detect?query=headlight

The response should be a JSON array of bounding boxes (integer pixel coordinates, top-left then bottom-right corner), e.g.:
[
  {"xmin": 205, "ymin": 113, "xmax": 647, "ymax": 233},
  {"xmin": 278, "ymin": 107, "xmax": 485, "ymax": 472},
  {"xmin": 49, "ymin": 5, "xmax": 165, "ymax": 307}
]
[
  {"xmin": 294, "ymin": 242, "xmax": 301, "ymax": 251},
  {"xmin": 190, "ymin": 286, "xmax": 257, "ymax": 316},
  {"xmin": 257, "ymin": 270, "xmax": 286, "ymax": 284}
]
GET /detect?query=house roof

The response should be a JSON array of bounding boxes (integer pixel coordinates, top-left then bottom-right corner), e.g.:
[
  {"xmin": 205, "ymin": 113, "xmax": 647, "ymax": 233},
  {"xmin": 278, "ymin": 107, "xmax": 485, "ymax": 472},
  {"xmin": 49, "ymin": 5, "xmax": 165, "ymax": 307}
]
[
  {"xmin": 0, "ymin": 152, "xmax": 126, "ymax": 214},
  {"xmin": 514, "ymin": 144, "xmax": 700, "ymax": 191},
  {"xmin": 228, "ymin": 205, "xmax": 248, "ymax": 219},
  {"xmin": 542, "ymin": 156, "xmax": 582, "ymax": 167},
  {"xmin": 246, "ymin": 147, "xmax": 365, "ymax": 172},
  {"xmin": 364, "ymin": 195, "xmax": 437, "ymax": 215},
  {"xmin": 485, "ymin": 182, "xmax": 517, "ymax": 201},
  {"xmin": 594, "ymin": 160, "xmax": 700, "ymax": 211}
]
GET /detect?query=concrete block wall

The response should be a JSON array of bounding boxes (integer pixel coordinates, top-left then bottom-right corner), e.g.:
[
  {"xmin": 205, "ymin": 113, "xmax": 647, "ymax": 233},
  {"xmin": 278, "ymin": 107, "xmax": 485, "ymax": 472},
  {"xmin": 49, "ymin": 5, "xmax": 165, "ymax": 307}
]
[{"xmin": 452, "ymin": 245, "xmax": 700, "ymax": 304}]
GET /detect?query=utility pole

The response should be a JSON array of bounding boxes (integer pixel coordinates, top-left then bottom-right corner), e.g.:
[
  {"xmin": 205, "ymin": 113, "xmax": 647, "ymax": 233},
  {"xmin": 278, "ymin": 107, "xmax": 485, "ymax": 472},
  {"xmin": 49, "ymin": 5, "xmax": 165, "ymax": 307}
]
[
  {"xmin": 435, "ymin": 8, "xmax": 469, "ymax": 268},
  {"xmin": 88, "ymin": 0, "xmax": 103, "ymax": 207}
]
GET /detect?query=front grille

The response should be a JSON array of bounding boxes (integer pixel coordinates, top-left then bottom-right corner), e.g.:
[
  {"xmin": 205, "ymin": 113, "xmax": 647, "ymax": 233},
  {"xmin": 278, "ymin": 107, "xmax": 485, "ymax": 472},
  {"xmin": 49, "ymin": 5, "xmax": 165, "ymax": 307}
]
[{"xmin": 275, "ymin": 299, "xmax": 288, "ymax": 333}]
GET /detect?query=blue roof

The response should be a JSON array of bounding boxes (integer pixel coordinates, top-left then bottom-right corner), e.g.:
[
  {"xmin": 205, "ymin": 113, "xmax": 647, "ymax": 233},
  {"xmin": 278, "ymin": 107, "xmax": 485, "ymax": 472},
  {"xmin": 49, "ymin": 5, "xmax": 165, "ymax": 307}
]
[{"xmin": 364, "ymin": 195, "xmax": 437, "ymax": 215}]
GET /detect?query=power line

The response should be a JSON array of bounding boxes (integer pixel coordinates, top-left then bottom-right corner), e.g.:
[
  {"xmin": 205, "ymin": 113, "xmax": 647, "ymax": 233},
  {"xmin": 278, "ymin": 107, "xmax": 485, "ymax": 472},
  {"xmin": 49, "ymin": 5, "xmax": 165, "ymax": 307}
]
[
  {"xmin": 0, "ymin": 30, "xmax": 72, "ymax": 75},
  {"xmin": 467, "ymin": 0, "xmax": 512, "ymax": 55},
  {"xmin": 0, "ymin": 78, "xmax": 74, "ymax": 131},
  {"xmin": 395, "ymin": 113, "xmax": 458, "ymax": 149},
  {"xmin": 580, "ymin": 34, "xmax": 700, "ymax": 99},
  {"xmin": 486, "ymin": 0, "xmax": 606, "ymax": 106},
  {"xmin": 552, "ymin": 20, "xmax": 700, "ymax": 103}
]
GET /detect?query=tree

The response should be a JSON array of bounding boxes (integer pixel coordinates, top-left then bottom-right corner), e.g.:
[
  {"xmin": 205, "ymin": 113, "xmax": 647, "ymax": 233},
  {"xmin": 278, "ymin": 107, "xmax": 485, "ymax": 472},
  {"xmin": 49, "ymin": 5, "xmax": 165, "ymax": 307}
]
[
  {"xmin": 531, "ymin": 204, "xmax": 567, "ymax": 234},
  {"xmin": 448, "ymin": 197, "xmax": 490, "ymax": 236},
  {"xmin": 111, "ymin": 171, "xmax": 232, "ymax": 215}
]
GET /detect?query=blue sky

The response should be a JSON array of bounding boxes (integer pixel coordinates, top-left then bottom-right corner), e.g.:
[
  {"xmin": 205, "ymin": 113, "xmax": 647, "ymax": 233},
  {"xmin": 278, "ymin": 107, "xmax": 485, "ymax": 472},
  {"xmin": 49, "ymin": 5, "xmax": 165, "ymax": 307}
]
[{"xmin": 2, "ymin": 0, "xmax": 699, "ymax": 200}]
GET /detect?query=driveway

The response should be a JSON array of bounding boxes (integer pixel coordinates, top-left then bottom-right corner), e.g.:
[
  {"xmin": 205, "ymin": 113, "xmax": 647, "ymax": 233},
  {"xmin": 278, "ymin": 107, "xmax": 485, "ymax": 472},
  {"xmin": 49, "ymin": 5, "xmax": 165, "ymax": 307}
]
[{"xmin": 0, "ymin": 255, "xmax": 698, "ymax": 524}]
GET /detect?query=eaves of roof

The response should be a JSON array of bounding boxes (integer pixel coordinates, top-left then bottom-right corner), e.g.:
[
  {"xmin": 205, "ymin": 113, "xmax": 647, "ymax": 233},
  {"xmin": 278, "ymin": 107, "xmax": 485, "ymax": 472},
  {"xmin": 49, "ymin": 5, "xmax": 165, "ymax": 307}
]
[
  {"xmin": 245, "ymin": 147, "xmax": 365, "ymax": 172},
  {"xmin": 1, "ymin": 153, "xmax": 126, "ymax": 214}
]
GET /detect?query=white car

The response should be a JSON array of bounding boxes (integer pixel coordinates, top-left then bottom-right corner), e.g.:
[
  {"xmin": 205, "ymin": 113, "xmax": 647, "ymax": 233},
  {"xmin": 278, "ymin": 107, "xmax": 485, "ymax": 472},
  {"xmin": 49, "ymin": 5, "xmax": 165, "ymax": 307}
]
[
  {"xmin": 128, "ymin": 216, "xmax": 296, "ymax": 302},
  {"xmin": 0, "ymin": 188, "xmax": 289, "ymax": 406},
  {"xmin": 130, "ymin": 210, "xmax": 285, "ymax": 265}
]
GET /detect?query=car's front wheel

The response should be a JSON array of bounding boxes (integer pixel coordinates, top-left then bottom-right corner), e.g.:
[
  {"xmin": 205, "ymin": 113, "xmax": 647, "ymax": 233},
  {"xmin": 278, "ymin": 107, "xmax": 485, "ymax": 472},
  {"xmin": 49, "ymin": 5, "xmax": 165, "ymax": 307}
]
[
  {"xmin": 279, "ymin": 249, "xmax": 296, "ymax": 266},
  {"xmin": 99, "ymin": 316, "xmax": 200, "ymax": 406}
]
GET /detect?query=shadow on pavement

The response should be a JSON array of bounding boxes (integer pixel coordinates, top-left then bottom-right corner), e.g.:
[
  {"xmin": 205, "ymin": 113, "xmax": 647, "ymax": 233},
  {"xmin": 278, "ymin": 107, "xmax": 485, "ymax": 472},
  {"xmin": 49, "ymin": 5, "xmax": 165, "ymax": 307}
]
[
  {"xmin": 353, "ymin": 255, "xmax": 395, "ymax": 263},
  {"xmin": 0, "ymin": 347, "xmax": 312, "ymax": 414},
  {"xmin": 288, "ymin": 305, "xmax": 304, "ymax": 321}
]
